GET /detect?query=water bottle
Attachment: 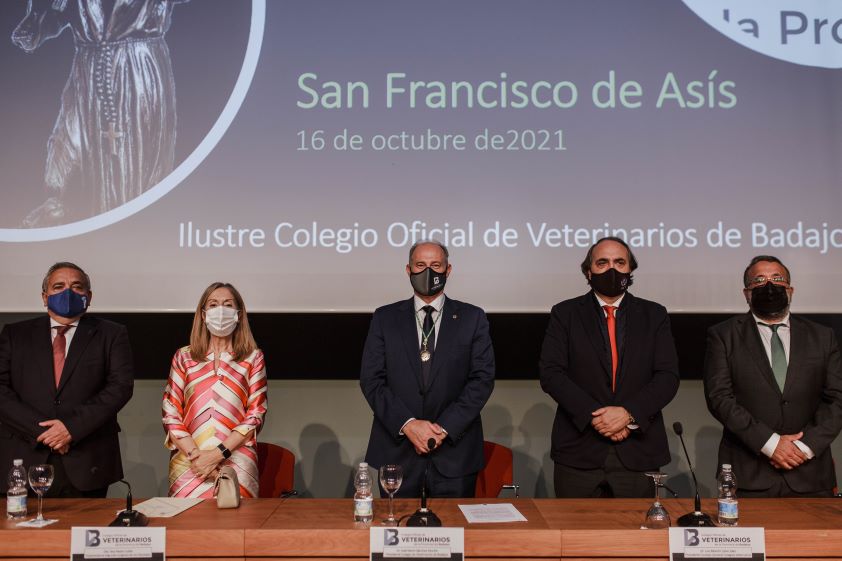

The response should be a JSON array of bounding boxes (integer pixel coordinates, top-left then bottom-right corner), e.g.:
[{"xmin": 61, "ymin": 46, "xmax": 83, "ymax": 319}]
[
  {"xmin": 717, "ymin": 463, "xmax": 738, "ymax": 526},
  {"xmin": 6, "ymin": 459, "xmax": 28, "ymax": 520},
  {"xmin": 353, "ymin": 462, "xmax": 374, "ymax": 523}
]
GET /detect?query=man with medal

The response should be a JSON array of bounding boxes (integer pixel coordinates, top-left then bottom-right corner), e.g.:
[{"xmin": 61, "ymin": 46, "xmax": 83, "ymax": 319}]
[{"xmin": 360, "ymin": 240, "xmax": 495, "ymax": 498}]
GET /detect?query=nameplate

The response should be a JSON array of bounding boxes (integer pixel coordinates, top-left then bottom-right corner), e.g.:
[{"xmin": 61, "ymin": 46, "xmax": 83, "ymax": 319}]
[
  {"xmin": 71, "ymin": 527, "xmax": 166, "ymax": 561},
  {"xmin": 669, "ymin": 527, "xmax": 765, "ymax": 561},
  {"xmin": 370, "ymin": 527, "xmax": 464, "ymax": 561}
]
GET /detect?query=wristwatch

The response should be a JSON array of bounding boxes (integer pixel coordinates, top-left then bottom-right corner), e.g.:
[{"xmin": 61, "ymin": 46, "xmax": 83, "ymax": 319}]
[{"xmin": 217, "ymin": 443, "xmax": 232, "ymax": 460}]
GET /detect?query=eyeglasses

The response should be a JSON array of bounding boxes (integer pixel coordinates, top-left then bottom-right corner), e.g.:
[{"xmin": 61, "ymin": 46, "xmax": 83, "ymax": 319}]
[{"xmin": 746, "ymin": 275, "xmax": 789, "ymax": 288}]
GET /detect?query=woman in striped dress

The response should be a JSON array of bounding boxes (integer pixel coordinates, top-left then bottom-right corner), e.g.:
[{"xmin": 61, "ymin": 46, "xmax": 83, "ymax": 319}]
[{"xmin": 162, "ymin": 282, "xmax": 268, "ymax": 498}]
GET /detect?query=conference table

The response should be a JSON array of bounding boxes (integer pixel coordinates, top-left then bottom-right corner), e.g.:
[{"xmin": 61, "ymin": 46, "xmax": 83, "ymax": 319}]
[{"xmin": 2, "ymin": 498, "xmax": 841, "ymax": 560}]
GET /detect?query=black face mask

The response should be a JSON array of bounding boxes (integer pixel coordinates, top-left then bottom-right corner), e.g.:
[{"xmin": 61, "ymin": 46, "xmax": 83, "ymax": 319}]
[
  {"xmin": 750, "ymin": 282, "xmax": 789, "ymax": 317},
  {"xmin": 589, "ymin": 268, "xmax": 632, "ymax": 298},
  {"xmin": 410, "ymin": 267, "xmax": 447, "ymax": 297}
]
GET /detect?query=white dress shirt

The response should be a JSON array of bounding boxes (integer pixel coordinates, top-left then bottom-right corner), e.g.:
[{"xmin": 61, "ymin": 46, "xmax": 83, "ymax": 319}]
[
  {"xmin": 50, "ymin": 317, "xmax": 79, "ymax": 355},
  {"xmin": 592, "ymin": 292, "xmax": 637, "ymax": 429},
  {"xmin": 752, "ymin": 313, "xmax": 814, "ymax": 460},
  {"xmin": 594, "ymin": 292, "xmax": 625, "ymax": 315},
  {"xmin": 414, "ymin": 293, "xmax": 445, "ymax": 348},
  {"xmin": 401, "ymin": 293, "xmax": 447, "ymax": 436}
]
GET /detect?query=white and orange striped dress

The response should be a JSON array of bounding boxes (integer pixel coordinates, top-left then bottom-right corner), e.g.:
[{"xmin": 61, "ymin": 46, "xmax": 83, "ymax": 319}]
[{"xmin": 162, "ymin": 346, "xmax": 268, "ymax": 498}]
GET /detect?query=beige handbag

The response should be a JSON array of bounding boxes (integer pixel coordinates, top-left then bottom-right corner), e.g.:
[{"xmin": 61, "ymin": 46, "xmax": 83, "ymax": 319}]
[{"xmin": 214, "ymin": 465, "xmax": 241, "ymax": 509}]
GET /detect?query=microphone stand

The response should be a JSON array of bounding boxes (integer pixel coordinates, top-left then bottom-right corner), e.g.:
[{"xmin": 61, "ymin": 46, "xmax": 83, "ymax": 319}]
[
  {"xmin": 109, "ymin": 479, "xmax": 149, "ymax": 527},
  {"xmin": 406, "ymin": 438, "xmax": 442, "ymax": 527},
  {"xmin": 672, "ymin": 423, "xmax": 715, "ymax": 527}
]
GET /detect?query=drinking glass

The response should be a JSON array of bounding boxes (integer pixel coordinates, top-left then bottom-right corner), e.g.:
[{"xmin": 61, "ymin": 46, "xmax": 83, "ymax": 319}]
[
  {"xmin": 28, "ymin": 464, "xmax": 54, "ymax": 522},
  {"xmin": 642, "ymin": 472, "xmax": 670, "ymax": 529},
  {"xmin": 379, "ymin": 464, "xmax": 403, "ymax": 525}
]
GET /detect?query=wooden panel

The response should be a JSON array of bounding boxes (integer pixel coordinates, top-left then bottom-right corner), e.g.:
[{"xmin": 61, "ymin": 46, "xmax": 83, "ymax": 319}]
[
  {"xmin": 539, "ymin": 498, "xmax": 842, "ymax": 558},
  {"xmin": 247, "ymin": 498, "xmax": 559, "ymax": 557},
  {"xmin": 154, "ymin": 498, "xmax": 278, "ymax": 556},
  {"xmin": 765, "ymin": 529, "xmax": 842, "ymax": 557},
  {"xmin": 3, "ymin": 498, "xmax": 842, "ymax": 560},
  {"xmin": 562, "ymin": 529, "xmax": 667, "ymax": 557},
  {"xmin": 169, "ymin": 558, "xmax": 245, "ymax": 561},
  {"xmin": 248, "ymin": 528, "xmax": 368, "ymax": 557},
  {"xmin": 0, "ymin": 498, "xmax": 280, "ymax": 558}
]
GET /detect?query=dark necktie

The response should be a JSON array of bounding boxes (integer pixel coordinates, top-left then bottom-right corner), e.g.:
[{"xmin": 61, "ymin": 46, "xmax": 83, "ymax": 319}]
[
  {"xmin": 421, "ymin": 305, "xmax": 436, "ymax": 386},
  {"xmin": 603, "ymin": 305, "xmax": 618, "ymax": 392},
  {"xmin": 759, "ymin": 322, "xmax": 787, "ymax": 391},
  {"xmin": 52, "ymin": 325, "xmax": 71, "ymax": 387}
]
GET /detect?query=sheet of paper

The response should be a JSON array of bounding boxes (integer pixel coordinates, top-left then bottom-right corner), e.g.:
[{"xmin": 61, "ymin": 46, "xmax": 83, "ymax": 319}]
[
  {"xmin": 133, "ymin": 497, "xmax": 203, "ymax": 518},
  {"xmin": 458, "ymin": 503, "xmax": 527, "ymax": 523}
]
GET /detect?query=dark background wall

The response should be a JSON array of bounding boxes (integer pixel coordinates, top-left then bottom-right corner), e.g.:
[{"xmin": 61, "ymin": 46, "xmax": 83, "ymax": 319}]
[{"xmin": 20, "ymin": 312, "xmax": 837, "ymax": 380}]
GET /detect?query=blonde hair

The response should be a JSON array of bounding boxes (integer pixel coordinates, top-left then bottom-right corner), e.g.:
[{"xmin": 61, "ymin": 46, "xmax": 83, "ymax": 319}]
[{"xmin": 189, "ymin": 282, "xmax": 257, "ymax": 362}]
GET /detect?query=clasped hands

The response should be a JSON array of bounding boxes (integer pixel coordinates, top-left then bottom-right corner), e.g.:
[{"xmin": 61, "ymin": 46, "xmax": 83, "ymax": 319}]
[
  {"xmin": 37, "ymin": 419, "xmax": 71, "ymax": 454},
  {"xmin": 591, "ymin": 406, "xmax": 633, "ymax": 442},
  {"xmin": 403, "ymin": 419, "xmax": 446, "ymax": 455},
  {"xmin": 187, "ymin": 447, "xmax": 225, "ymax": 481},
  {"xmin": 770, "ymin": 432, "xmax": 808, "ymax": 470}
]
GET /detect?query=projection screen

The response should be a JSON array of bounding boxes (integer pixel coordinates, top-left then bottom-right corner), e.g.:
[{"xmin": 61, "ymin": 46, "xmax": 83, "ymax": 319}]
[{"xmin": 0, "ymin": 0, "xmax": 840, "ymax": 313}]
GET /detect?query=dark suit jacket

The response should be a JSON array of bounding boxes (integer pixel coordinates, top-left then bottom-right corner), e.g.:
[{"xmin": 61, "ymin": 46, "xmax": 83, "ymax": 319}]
[
  {"xmin": 360, "ymin": 296, "xmax": 495, "ymax": 478},
  {"xmin": 0, "ymin": 315, "xmax": 134, "ymax": 492},
  {"xmin": 539, "ymin": 291, "xmax": 680, "ymax": 470},
  {"xmin": 703, "ymin": 313, "xmax": 842, "ymax": 493}
]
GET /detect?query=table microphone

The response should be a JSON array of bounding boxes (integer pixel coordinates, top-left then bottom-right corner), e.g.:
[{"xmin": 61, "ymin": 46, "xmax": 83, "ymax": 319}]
[
  {"xmin": 109, "ymin": 479, "xmax": 149, "ymax": 527},
  {"xmin": 672, "ymin": 422, "xmax": 715, "ymax": 527},
  {"xmin": 406, "ymin": 438, "xmax": 442, "ymax": 527}
]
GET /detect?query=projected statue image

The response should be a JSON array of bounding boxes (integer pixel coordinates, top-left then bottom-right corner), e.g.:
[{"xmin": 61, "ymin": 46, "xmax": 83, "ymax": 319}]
[{"xmin": 12, "ymin": 0, "xmax": 186, "ymax": 227}]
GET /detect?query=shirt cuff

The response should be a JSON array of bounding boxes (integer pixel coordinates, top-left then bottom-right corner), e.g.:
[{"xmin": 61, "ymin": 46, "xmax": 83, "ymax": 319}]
[
  {"xmin": 627, "ymin": 423, "xmax": 640, "ymax": 430},
  {"xmin": 761, "ymin": 433, "xmax": 780, "ymax": 458},
  {"xmin": 793, "ymin": 439, "xmax": 815, "ymax": 459},
  {"xmin": 399, "ymin": 418, "xmax": 416, "ymax": 436}
]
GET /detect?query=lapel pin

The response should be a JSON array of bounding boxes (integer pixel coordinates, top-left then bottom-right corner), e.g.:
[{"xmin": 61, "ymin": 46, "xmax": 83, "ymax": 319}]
[{"xmin": 452, "ymin": 314, "xmax": 457, "ymax": 319}]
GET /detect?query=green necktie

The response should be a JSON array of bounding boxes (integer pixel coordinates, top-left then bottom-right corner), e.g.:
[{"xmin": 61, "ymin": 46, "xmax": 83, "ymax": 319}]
[{"xmin": 760, "ymin": 322, "xmax": 788, "ymax": 391}]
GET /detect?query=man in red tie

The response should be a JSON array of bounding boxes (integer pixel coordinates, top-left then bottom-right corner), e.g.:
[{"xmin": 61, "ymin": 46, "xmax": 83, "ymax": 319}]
[
  {"xmin": 539, "ymin": 237, "xmax": 680, "ymax": 497},
  {"xmin": 0, "ymin": 262, "xmax": 134, "ymax": 498}
]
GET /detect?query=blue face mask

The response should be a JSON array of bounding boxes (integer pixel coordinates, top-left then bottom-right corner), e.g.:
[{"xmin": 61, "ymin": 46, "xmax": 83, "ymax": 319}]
[{"xmin": 47, "ymin": 288, "xmax": 88, "ymax": 318}]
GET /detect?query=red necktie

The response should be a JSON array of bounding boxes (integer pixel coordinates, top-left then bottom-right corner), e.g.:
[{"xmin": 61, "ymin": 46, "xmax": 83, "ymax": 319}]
[
  {"xmin": 603, "ymin": 305, "xmax": 618, "ymax": 392},
  {"xmin": 52, "ymin": 325, "xmax": 71, "ymax": 387}
]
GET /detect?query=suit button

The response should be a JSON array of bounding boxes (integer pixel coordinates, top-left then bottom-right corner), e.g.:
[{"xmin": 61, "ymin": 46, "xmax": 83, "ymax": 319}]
[
  {"xmin": 782, "ymin": 401, "xmax": 788, "ymax": 405},
  {"xmin": 54, "ymin": 400, "xmax": 61, "ymax": 405}
]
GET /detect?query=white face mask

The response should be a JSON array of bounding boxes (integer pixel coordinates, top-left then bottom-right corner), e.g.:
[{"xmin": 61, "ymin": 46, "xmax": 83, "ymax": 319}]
[{"xmin": 204, "ymin": 306, "xmax": 239, "ymax": 337}]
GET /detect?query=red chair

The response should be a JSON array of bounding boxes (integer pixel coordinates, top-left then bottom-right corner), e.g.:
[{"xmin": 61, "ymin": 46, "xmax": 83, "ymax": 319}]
[
  {"xmin": 475, "ymin": 441, "xmax": 519, "ymax": 498},
  {"xmin": 256, "ymin": 442, "xmax": 296, "ymax": 498}
]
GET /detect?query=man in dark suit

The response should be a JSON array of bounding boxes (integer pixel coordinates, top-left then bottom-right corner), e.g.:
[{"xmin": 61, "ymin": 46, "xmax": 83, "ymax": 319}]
[
  {"xmin": 539, "ymin": 237, "xmax": 680, "ymax": 497},
  {"xmin": 704, "ymin": 255, "xmax": 842, "ymax": 497},
  {"xmin": 0, "ymin": 262, "xmax": 134, "ymax": 498},
  {"xmin": 360, "ymin": 240, "xmax": 495, "ymax": 497}
]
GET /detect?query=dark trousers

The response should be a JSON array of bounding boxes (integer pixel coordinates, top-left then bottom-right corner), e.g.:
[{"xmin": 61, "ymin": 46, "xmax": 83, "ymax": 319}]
[
  {"xmin": 554, "ymin": 447, "xmax": 655, "ymax": 498},
  {"xmin": 45, "ymin": 454, "xmax": 109, "ymax": 498},
  {"xmin": 738, "ymin": 475, "xmax": 834, "ymax": 498},
  {"xmin": 385, "ymin": 459, "xmax": 477, "ymax": 499}
]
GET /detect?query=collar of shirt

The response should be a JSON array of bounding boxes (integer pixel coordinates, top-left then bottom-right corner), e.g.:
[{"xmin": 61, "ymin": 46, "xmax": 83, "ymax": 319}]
[
  {"xmin": 50, "ymin": 317, "xmax": 79, "ymax": 354},
  {"xmin": 751, "ymin": 311, "xmax": 791, "ymax": 364},
  {"xmin": 414, "ymin": 293, "xmax": 446, "ymax": 314},
  {"xmin": 752, "ymin": 312, "xmax": 790, "ymax": 330},
  {"xmin": 594, "ymin": 292, "xmax": 625, "ymax": 316},
  {"xmin": 50, "ymin": 317, "xmax": 79, "ymax": 332}
]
